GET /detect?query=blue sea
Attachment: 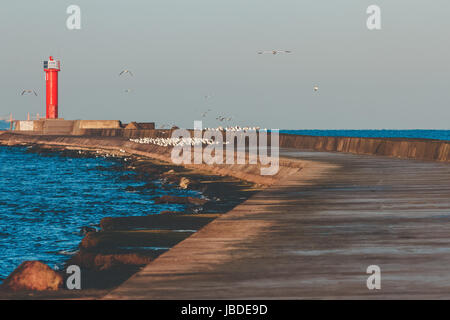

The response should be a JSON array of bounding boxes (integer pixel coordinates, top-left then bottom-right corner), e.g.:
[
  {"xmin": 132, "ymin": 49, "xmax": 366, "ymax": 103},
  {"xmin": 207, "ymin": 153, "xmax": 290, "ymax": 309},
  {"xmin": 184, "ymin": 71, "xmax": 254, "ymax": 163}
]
[
  {"xmin": 0, "ymin": 121, "xmax": 9, "ymax": 131},
  {"xmin": 280, "ymin": 130, "xmax": 450, "ymax": 141},
  {"xmin": 0, "ymin": 146, "xmax": 199, "ymax": 281}
]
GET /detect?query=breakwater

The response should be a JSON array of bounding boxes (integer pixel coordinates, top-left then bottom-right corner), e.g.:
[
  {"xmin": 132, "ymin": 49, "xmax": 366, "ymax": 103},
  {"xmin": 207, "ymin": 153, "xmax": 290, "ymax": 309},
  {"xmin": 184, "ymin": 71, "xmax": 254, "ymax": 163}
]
[
  {"xmin": 9, "ymin": 128, "xmax": 449, "ymax": 163},
  {"xmin": 279, "ymin": 134, "xmax": 449, "ymax": 162},
  {"xmin": 1, "ymin": 130, "xmax": 449, "ymax": 298}
]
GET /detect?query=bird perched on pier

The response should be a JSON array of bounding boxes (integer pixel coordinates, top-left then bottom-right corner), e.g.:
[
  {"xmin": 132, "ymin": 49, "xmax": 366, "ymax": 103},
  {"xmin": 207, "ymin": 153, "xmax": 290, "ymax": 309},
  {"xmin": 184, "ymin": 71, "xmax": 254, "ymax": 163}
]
[
  {"xmin": 257, "ymin": 50, "xmax": 292, "ymax": 55},
  {"xmin": 21, "ymin": 90, "xmax": 37, "ymax": 96},
  {"xmin": 314, "ymin": 85, "xmax": 319, "ymax": 92},
  {"xmin": 119, "ymin": 70, "xmax": 133, "ymax": 76}
]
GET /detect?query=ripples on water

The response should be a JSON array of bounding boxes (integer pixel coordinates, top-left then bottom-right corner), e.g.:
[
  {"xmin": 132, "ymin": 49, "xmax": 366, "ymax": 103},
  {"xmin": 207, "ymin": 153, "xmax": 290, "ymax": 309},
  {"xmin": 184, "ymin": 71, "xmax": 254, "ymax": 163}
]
[{"xmin": 0, "ymin": 146, "xmax": 198, "ymax": 280}]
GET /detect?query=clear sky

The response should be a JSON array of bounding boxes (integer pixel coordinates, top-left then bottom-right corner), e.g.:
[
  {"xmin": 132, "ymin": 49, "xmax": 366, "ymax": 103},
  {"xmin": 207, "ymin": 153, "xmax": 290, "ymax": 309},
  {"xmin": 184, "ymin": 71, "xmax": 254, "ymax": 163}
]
[{"xmin": 0, "ymin": 0, "xmax": 449, "ymax": 129}]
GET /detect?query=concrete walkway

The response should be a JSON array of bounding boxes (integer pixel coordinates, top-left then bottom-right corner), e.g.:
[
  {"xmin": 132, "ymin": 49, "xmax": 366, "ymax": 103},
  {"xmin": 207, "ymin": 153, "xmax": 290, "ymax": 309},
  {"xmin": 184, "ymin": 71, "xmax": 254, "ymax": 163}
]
[{"xmin": 104, "ymin": 150, "xmax": 450, "ymax": 299}]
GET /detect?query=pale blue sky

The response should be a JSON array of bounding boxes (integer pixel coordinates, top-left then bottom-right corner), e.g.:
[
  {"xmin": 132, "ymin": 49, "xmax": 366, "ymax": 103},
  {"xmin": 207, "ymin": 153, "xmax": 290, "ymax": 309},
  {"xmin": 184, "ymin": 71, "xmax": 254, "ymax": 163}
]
[{"xmin": 0, "ymin": 0, "xmax": 449, "ymax": 129}]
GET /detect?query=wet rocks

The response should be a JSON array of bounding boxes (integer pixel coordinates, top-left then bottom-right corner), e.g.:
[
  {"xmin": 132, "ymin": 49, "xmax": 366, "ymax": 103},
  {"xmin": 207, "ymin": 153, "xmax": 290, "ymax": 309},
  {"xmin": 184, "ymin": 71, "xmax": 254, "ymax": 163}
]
[
  {"xmin": 79, "ymin": 229, "xmax": 192, "ymax": 251},
  {"xmin": 152, "ymin": 195, "xmax": 208, "ymax": 205},
  {"xmin": 1, "ymin": 261, "xmax": 63, "ymax": 291},
  {"xmin": 179, "ymin": 177, "xmax": 191, "ymax": 189},
  {"xmin": 80, "ymin": 226, "xmax": 96, "ymax": 235},
  {"xmin": 159, "ymin": 210, "xmax": 185, "ymax": 215},
  {"xmin": 68, "ymin": 251, "xmax": 152, "ymax": 271}
]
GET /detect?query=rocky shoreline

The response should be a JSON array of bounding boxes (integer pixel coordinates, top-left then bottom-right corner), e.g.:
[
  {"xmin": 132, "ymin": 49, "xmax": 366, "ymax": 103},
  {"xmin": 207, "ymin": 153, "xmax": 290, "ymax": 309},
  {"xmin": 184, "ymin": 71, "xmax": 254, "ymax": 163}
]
[{"xmin": 0, "ymin": 142, "xmax": 263, "ymax": 299}]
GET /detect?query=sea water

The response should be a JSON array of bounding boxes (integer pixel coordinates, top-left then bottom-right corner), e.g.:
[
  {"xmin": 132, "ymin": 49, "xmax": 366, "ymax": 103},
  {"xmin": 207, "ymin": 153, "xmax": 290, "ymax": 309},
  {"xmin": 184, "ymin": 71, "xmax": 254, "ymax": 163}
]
[
  {"xmin": 0, "ymin": 146, "xmax": 198, "ymax": 281},
  {"xmin": 280, "ymin": 129, "xmax": 449, "ymax": 141}
]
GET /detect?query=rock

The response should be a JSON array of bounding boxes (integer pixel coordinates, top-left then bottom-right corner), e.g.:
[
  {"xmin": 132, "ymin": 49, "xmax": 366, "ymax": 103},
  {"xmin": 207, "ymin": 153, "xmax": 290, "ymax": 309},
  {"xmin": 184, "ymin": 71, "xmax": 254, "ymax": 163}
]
[
  {"xmin": 80, "ymin": 226, "xmax": 96, "ymax": 235},
  {"xmin": 1, "ymin": 261, "xmax": 63, "ymax": 291},
  {"xmin": 152, "ymin": 195, "xmax": 208, "ymax": 205},
  {"xmin": 80, "ymin": 232, "xmax": 101, "ymax": 249},
  {"xmin": 68, "ymin": 251, "xmax": 152, "ymax": 271},
  {"xmin": 93, "ymin": 253, "xmax": 152, "ymax": 271},
  {"xmin": 158, "ymin": 211, "xmax": 185, "ymax": 215},
  {"xmin": 179, "ymin": 177, "xmax": 190, "ymax": 189}
]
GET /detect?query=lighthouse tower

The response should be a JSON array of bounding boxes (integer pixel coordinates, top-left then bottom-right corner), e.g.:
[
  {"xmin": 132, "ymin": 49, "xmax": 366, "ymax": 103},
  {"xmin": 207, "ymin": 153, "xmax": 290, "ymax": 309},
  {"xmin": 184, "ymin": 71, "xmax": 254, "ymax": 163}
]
[{"xmin": 43, "ymin": 56, "xmax": 60, "ymax": 119}]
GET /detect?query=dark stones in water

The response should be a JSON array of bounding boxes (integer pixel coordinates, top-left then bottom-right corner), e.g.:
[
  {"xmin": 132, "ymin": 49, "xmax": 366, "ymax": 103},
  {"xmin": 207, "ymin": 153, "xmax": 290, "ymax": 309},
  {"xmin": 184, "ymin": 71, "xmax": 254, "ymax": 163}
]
[
  {"xmin": 152, "ymin": 195, "xmax": 208, "ymax": 206},
  {"xmin": 80, "ymin": 226, "xmax": 96, "ymax": 235}
]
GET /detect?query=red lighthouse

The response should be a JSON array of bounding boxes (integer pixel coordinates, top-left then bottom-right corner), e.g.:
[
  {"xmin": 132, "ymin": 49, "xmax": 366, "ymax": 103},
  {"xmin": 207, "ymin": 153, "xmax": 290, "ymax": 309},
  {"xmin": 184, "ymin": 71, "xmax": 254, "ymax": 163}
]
[{"xmin": 43, "ymin": 56, "xmax": 61, "ymax": 119}]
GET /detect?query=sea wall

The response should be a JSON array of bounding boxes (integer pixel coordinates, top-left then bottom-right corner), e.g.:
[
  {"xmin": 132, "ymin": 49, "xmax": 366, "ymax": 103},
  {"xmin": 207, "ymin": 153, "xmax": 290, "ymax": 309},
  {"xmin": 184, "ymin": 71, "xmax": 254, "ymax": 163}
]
[
  {"xmin": 279, "ymin": 134, "xmax": 450, "ymax": 162},
  {"xmin": 80, "ymin": 129, "xmax": 450, "ymax": 162},
  {"xmin": 76, "ymin": 120, "xmax": 122, "ymax": 129},
  {"xmin": 2, "ymin": 130, "xmax": 449, "ymax": 165}
]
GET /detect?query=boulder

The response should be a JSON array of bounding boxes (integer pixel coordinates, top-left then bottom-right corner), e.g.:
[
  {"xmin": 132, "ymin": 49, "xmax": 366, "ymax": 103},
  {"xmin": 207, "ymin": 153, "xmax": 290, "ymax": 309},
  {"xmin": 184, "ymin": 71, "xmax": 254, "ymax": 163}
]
[
  {"xmin": 1, "ymin": 261, "xmax": 63, "ymax": 291},
  {"xmin": 179, "ymin": 177, "xmax": 190, "ymax": 189}
]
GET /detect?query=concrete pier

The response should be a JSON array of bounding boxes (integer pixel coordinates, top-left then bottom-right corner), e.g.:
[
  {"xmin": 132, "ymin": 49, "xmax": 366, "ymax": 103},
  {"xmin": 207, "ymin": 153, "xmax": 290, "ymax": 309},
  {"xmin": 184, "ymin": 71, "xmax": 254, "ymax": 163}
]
[
  {"xmin": 1, "ymin": 132, "xmax": 449, "ymax": 298},
  {"xmin": 104, "ymin": 149, "xmax": 450, "ymax": 299}
]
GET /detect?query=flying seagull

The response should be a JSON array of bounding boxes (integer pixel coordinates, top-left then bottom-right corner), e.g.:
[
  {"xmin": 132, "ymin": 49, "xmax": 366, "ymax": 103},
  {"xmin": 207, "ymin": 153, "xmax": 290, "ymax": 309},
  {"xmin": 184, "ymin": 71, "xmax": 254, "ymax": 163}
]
[
  {"xmin": 21, "ymin": 90, "xmax": 37, "ymax": 96},
  {"xmin": 124, "ymin": 89, "xmax": 133, "ymax": 93},
  {"xmin": 119, "ymin": 70, "xmax": 133, "ymax": 76},
  {"xmin": 201, "ymin": 109, "xmax": 212, "ymax": 117},
  {"xmin": 314, "ymin": 85, "xmax": 319, "ymax": 92},
  {"xmin": 257, "ymin": 50, "xmax": 292, "ymax": 55}
]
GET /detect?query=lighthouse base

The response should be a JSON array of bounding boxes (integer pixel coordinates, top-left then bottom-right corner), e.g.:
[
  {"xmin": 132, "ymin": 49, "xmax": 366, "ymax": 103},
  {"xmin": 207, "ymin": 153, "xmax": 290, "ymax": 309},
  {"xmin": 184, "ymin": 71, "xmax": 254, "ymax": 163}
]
[
  {"xmin": 13, "ymin": 119, "xmax": 122, "ymax": 135},
  {"xmin": 47, "ymin": 105, "xmax": 58, "ymax": 119}
]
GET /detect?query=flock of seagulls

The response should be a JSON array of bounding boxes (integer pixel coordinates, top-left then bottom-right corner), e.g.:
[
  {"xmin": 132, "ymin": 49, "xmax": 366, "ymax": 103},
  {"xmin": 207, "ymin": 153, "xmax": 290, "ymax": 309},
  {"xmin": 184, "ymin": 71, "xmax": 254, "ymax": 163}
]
[
  {"xmin": 130, "ymin": 137, "xmax": 223, "ymax": 147},
  {"xmin": 15, "ymin": 50, "xmax": 320, "ymax": 124},
  {"xmin": 204, "ymin": 126, "xmax": 265, "ymax": 132},
  {"xmin": 193, "ymin": 49, "xmax": 319, "ymax": 128},
  {"xmin": 257, "ymin": 50, "xmax": 292, "ymax": 55},
  {"xmin": 216, "ymin": 115, "xmax": 232, "ymax": 122},
  {"xmin": 129, "ymin": 126, "xmax": 269, "ymax": 148}
]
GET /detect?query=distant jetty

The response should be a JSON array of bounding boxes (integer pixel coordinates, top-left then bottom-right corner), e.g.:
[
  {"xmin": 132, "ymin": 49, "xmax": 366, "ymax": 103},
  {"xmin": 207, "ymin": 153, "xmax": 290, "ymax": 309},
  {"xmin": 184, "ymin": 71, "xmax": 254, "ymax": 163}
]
[{"xmin": 7, "ymin": 119, "xmax": 450, "ymax": 163}]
